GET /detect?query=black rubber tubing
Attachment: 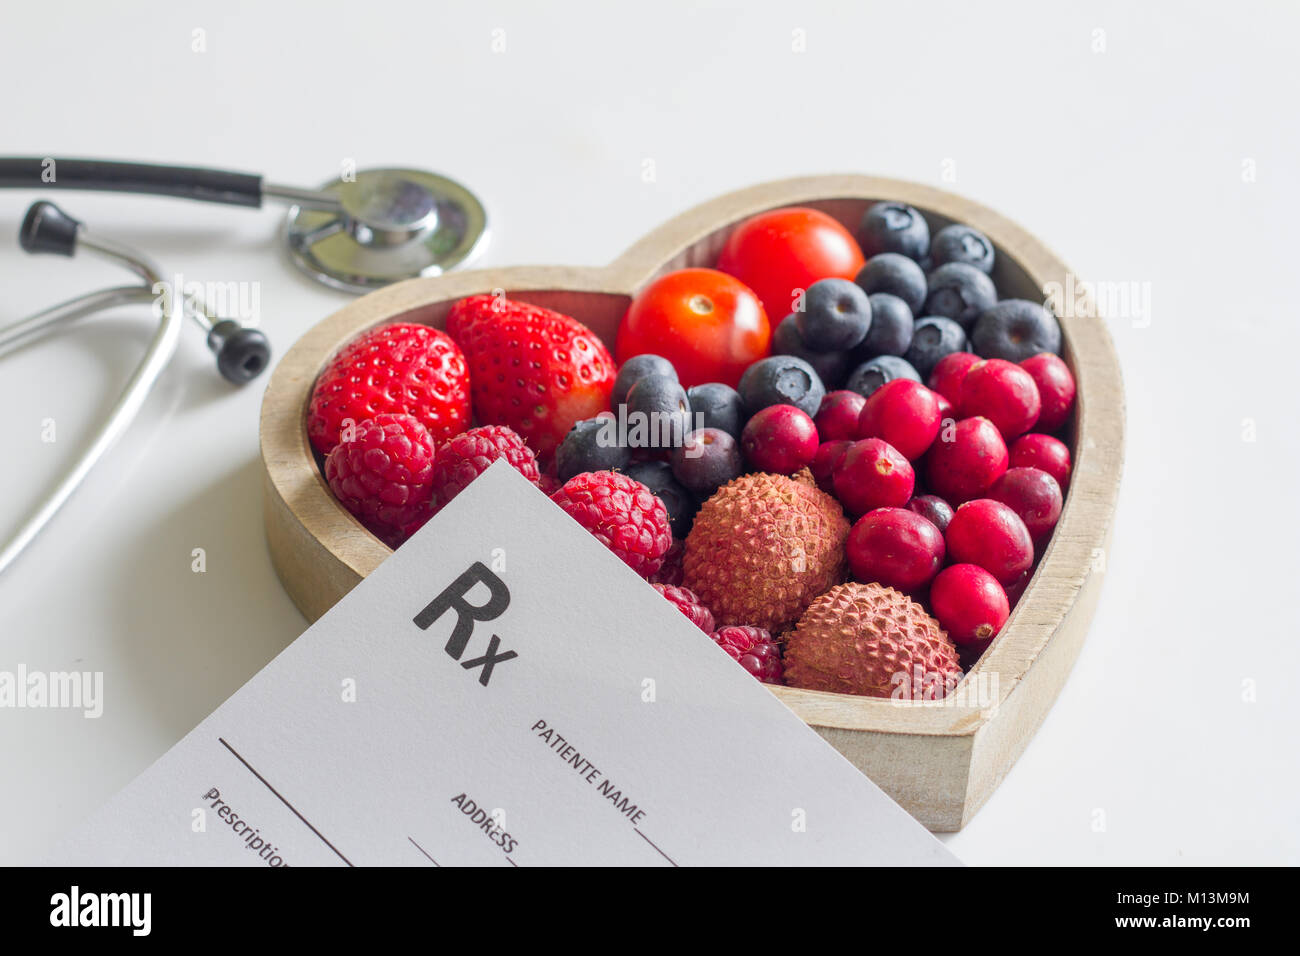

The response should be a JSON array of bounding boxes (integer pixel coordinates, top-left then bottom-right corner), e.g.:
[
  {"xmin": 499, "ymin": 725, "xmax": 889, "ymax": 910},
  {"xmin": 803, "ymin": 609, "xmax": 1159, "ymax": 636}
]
[{"xmin": 0, "ymin": 157, "xmax": 263, "ymax": 207}]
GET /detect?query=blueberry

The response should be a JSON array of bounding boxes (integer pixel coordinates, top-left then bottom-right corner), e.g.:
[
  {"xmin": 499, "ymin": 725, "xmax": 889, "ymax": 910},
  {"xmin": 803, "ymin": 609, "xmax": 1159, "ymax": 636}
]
[
  {"xmin": 555, "ymin": 416, "xmax": 629, "ymax": 482},
  {"xmin": 686, "ymin": 382, "xmax": 745, "ymax": 439},
  {"xmin": 859, "ymin": 201, "xmax": 930, "ymax": 261},
  {"xmin": 857, "ymin": 293, "xmax": 914, "ymax": 357},
  {"xmin": 771, "ymin": 316, "xmax": 851, "ymax": 390},
  {"xmin": 738, "ymin": 355, "xmax": 826, "ymax": 417},
  {"xmin": 625, "ymin": 374, "xmax": 692, "ymax": 449},
  {"xmin": 972, "ymin": 299, "xmax": 1062, "ymax": 361},
  {"xmin": 930, "ymin": 224, "xmax": 995, "ymax": 275},
  {"xmin": 923, "ymin": 262, "xmax": 997, "ymax": 329},
  {"xmin": 613, "ymin": 354, "xmax": 676, "ymax": 408},
  {"xmin": 625, "ymin": 459, "xmax": 697, "ymax": 535},
  {"xmin": 845, "ymin": 355, "xmax": 920, "ymax": 398},
  {"xmin": 670, "ymin": 428, "xmax": 744, "ymax": 497},
  {"xmin": 905, "ymin": 316, "xmax": 969, "ymax": 378},
  {"xmin": 854, "ymin": 252, "xmax": 927, "ymax": 313},
  {"xmin": 795, "ymin": 278, "xmax": 872, "ymax": 352}
]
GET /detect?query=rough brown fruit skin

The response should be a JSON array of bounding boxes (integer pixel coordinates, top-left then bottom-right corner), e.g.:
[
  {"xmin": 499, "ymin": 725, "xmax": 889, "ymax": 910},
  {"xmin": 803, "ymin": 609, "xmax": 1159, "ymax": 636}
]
[
  {"xmin": 784, "ymin": 582, "xmax": 963, "ymax": 700},
  {"xmin": 683, "ymin": 469, "xmax": 849, "ymax": 632}
]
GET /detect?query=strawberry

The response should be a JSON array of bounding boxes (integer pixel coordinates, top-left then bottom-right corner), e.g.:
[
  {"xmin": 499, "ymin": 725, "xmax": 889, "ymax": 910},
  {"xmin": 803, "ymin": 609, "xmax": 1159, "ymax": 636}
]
[
  {"xmin": 308, "ymin": 322, "xmax": 471, "ymax": 455},
  {"xmin": 446, "ymin": 294, "xmax": 616, "ymax": 458}
]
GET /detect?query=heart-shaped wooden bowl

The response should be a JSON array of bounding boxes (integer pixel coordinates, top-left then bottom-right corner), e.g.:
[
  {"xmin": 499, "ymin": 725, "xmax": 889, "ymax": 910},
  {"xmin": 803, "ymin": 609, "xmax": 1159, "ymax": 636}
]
[{"xmin": 260, "ymin": 175, "xmax": 1123, "ymax": 831}]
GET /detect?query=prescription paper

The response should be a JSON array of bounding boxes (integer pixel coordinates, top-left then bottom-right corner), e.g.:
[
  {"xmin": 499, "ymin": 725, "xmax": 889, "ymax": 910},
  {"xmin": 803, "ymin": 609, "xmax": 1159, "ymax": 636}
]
[{"xmin": 51, "ymin": 461, "xmax": 956, "ymax": 867}]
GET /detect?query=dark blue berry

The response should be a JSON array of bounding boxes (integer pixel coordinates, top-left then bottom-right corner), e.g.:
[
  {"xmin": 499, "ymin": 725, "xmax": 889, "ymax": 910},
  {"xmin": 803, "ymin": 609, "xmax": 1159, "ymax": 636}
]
[
  {"xmin": 795, "ymin": 278, "xmax": 872, "ymax": 352},
  {"xmin": 905, "ymin": 316, "xmax": 969, "ymax": 378},
  {"xmin": 923, "ymin": 262, "xmax": 997, "ymax": 329},
  {"xmin": 625, "ymin": 460, "xmax": 697, "ymax": 535},
  {"xmin": 857, "ymin": 293, "xmax": 914, "ymax": 357},
  {"xmin": 845, "ymin": 355, "xmax": 920, "ymax": 398},
  {"xmin": 859, "ymin": 202, "xmax": 930, "ymax": 261},
  {"xmin": 686, "ymin": 382, "xmax": 745, "ymax": 439},
  {"xmin": 613, "ymin": 354, "xmax": 676, "ymax": 408},
  {"xmin": 555, "ymin": 417, "xmax": 630, "ymax": 482},
  {"xmin": 854, "ymin": 252, "xmax": 927, "ymax": 313},
  {"xmin": 930, "ymin": 224, "xmax": 995, "ymax": 274},
  {"xmin": 971, "ymin": 299, "xmax": 1062, "ymax": 361},
  {"xmin": 738, "ymin": 355, "xmax": 826, "ymax": 417},
  {"xmin": 772, "ymin": 315, "xmax": 851, "ymax": 389},
  {"xmin": 625, "ymin": 374, "xmax": 692, "ymax": 449},
  {"xmin": 669, "ymin": 428, "xmax": 744, "ymax": 497}
]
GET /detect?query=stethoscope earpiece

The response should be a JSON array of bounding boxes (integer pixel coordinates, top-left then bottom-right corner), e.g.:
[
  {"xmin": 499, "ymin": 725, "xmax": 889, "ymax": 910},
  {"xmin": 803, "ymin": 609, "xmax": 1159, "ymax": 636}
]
[{"xmin": 207, "ymin": 319, "xmax": 271, "ymax": 384}]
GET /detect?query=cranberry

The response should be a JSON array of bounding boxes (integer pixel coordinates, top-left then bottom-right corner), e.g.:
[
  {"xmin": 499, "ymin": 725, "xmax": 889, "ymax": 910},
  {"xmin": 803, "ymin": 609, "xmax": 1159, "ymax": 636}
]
[
  {"xmin": 832, "ymin": 438, "xmax": 915, "ymax": 515},
  {"xmin": 930, "ymin": 564, "xmax": 1010, "ymax": 645},
  {"xmin": 945, "ymin": 498, "xmax": 1034, "ymax": 585},
  {"xmin": 815, "ymin": 390, "xmax": 867, "ymax": 442},
  {"xmin": 1003, "ymin": 569, "xmax": 1031, "ymax": 606},
  {"xmin": 847, "ymin": 507, "xmax": 945, "ymax": 592},
  {"xmin": 989, "ymin": 467, "xmax": 1062, "ymax": 541},
  {"xmin": 1019, "ymin": 353, "xmax": 1076, "ymax": 432},
  {"xmin": 959, "ymin": 359, "xmax": 1041, "ymax": 440},
  {"xmin": 934, "ymin": 391, "xmax": 954, "ymax": 423},
  {"xmin": 810, "ymin": 439, "xmax": 852, "ymax": 493},
  {"xmin": 925, "ymin": 416, "xmax": 1008, "ymax": 503},
  {"xmin": 857, "ymin": 379, "xmax": 942, "ymax": 460},
  {"xmin": 741, "ymin": 404, "xmax": 819, "ymax": 474},
  {"xmin": 907, "ymin": 493, "xmax": 954, "ymax": 533},
  {"xmin": 1009, "ymin": 432, "xmax": 1071, "ymax": 490},
  {"xmin": 927, "ymin": 351, "xmax": 981, "ymax": 404}
]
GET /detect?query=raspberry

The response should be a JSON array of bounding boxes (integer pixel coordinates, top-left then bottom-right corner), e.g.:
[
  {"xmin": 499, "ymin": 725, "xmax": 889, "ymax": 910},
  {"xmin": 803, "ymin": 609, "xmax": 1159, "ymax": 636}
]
[
  {"xmin": 711, "ymin": 626, "xmax": 784, "ymax": 684},
  {"xmin": 651, "ymin": 583, "xmax": 715, "ymax": 632},
  {"xmin": 324, "ymin": 414, "xmax": 436, "ymax": 546},
  {"xmin": 308, "ymin": 323, "xmax": 470, "ymax": 455},
  {"xmin": 430, "ymin": 425, "xmax": 540, "ymax": 513},
  {"xmin": 550, "ymin": 471, "xmax": 672, "ymax": 578}
]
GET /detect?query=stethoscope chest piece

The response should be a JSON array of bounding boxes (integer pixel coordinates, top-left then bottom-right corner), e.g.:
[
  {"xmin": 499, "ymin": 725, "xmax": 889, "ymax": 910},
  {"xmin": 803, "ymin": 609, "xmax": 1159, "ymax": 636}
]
[{"xmin": 283, "ymin": 168, "xmax": 488, "ymax": 292}]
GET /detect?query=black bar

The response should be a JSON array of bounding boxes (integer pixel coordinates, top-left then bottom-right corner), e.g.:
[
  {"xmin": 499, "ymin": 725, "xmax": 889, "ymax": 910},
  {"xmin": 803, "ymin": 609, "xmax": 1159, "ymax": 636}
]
[{"xmin": 0, "ymin": 157, "xmax": 264, "ymax": 207}]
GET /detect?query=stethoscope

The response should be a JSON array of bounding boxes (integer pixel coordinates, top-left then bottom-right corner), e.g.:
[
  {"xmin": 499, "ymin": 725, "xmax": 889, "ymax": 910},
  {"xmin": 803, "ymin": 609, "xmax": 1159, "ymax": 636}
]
[{"xmin": 0, "ymin": 157, "xmax": 489, "ymax": 575}]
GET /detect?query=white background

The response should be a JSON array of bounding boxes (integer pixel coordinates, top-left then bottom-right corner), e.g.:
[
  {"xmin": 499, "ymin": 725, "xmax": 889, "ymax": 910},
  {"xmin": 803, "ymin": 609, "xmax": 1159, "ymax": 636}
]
[{"xmin": 1, "ymin": 0, "xmax": 1296, "ymax": 865}]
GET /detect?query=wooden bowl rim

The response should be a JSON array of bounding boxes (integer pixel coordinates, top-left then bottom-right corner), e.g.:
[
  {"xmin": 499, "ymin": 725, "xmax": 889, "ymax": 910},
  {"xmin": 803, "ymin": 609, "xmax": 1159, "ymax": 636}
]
[{"xmin": 259, "ymin": 173, "xmax": 1125, "ymax": 738}]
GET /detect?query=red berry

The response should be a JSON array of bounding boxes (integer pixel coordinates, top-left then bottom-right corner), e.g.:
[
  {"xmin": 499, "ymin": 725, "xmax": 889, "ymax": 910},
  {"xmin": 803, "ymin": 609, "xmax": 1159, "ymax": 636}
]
[
  {"xmin": 308, "ymin": 323, "xmax": 470, "ymax": 455},
  {"xmin": 946, "ymin": 498, "xmax": 1034, "ymax": 585},
  {"xmin": 1009, "ymin": 432, "xmax": 1071, "ymax": 490},
  {"xmin": 925, "ymin": 416, "xmax": 1009, "ymax": 503},
  {"xmin": 847, "ymin": 507, "xmax": 945, "ymax": 592},
  {"xmin": 814, "ymin": 390, "xmax": 867, "ymax": 441},
  {"xmin": 907, "ymin": 493, "xmax": 954, "ymax": 534},
  {"xmin": 652, "ymin": 583, "xmax": 715, "ymax": 632},
  {"xmin": 447, "ymin": 294, "xmax": 616, "ymax": 458},
  {"xmin": 988, "ymin": 467, "xmax": 1063, "ymax": 542},
  {"xmin": 1004, "ymin": 569, "xmax": 1031, "ymax": 606},
  {"xmin": 324, "ymin": 413, "xmax": 436, "ymax": 546},
  {"xmin": 1019, "ymin": 353, "xmax": 1076, "ymax": 432},
  {"xmin": 811, "ymin": 439, "xmax": 852, "ymax": 493},
  {"xmin": 857, "ymin": 379, "xmax": 942, "ymax": 460},
  {"xmin": 710, "ymin": 625, "xmax": 784, "ymax": 684},
  {"xmin": 927, "ymin": 351, "xmax": 981, "ymax": 404},
  {"xmin": 649, "ymin": 539, "xmax": 685, "ymax": 586},
  {"xmin": 934, "ymin": 391, "xmax": 955, "ymax": 422},
  {"xmin": 930, "ymin": 564, "xmax": 1010, "ymax": 645},
  {"xmin": 741, "ymin": 404, "xmax": 819, "ymax": 474},
  {"xmin": 959, "ymin": 359, "xmax": 1041, "ymax": 440},
  {"xmin": 550, "ymin": 471, "xmax": 672, "ymax": 578},
  {"xmin": 832, "ymin": 438, "xmax": 915, "ymax": 515},
  {"xmin": 430, "ymin": 425, "xmax": 540, "ymax": 513}
]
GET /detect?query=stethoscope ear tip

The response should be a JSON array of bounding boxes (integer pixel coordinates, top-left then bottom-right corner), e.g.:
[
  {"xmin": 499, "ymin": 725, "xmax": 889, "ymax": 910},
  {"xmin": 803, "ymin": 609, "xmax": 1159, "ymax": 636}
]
[
  {"xmin": 208, "ymin": 319, "xmax": 270, "ymax": 384},
  {"xmin": 20, "ymin": 200, "xmax": 80, "ymax": 256}
]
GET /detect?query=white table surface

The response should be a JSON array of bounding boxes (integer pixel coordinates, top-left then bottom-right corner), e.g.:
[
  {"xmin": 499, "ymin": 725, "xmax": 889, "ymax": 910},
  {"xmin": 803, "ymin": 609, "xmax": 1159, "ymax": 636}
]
[{"xmin": 2, "ymin": 0, "xmax": 1296, "ymax": 866}]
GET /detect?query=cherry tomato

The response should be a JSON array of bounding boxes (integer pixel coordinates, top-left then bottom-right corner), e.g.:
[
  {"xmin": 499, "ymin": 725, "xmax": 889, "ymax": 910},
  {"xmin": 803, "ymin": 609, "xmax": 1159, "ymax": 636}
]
[
  {"xmin": 715, "ymin": 207, "xmax": 865, "ymax": 322},
  {"xmin": 617, "ymin": 268, "xmax": 769, "ymax": 389}
]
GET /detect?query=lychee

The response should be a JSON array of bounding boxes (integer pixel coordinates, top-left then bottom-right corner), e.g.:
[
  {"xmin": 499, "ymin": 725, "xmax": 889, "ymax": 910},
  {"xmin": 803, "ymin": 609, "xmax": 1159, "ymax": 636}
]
[
  {"xmin": 683, "ymin": 469, "xmax": 849, "ymax": 632},
  {"xmin": 783, "ymin": 582, "xmax": 963, "ymax": 700}
]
